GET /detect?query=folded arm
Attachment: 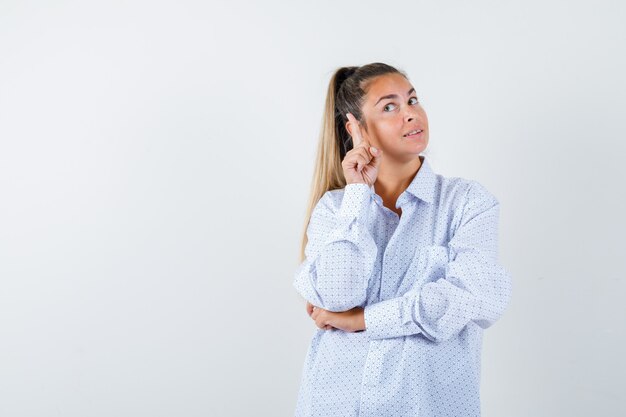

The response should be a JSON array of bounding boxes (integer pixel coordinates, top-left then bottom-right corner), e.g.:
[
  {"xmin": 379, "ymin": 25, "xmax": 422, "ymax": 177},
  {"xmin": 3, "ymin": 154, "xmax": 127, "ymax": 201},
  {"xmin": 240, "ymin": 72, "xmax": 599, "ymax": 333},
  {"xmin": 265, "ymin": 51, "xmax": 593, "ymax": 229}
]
[
  {"xmin": 293, "ymin": 183, "xmax": 378, "ymax": 312},
  {"xmin": 363, "ymin": 181, "xmax": 513, "ymax": 342}
]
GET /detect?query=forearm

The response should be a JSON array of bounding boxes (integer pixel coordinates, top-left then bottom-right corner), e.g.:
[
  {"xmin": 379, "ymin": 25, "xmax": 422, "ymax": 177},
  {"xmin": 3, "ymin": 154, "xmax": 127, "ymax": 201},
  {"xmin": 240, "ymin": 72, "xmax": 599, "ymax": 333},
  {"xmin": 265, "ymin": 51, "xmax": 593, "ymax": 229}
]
[
  {"xmin": 364, "ymin": 258, "xmax": 512, "ymax": 342},
  {"xmin": 293, "ymin": 183, "xmax": 378, "ymax": 311},
  {"xmin": 294, "ymin": 233, "xmax": 377, "ymax": 311},
  {"xmin": 363, "ymin": 188, "xmax": 513, "ymax": 342}
]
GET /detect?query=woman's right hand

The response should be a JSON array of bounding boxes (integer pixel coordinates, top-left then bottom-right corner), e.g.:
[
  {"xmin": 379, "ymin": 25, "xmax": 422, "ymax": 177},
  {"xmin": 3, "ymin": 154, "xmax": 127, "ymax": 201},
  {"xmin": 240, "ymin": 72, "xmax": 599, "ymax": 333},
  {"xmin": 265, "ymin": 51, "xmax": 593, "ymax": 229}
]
[{"xmin": 342, "ymin": 113, "xmax": 383, "ymax": 186}]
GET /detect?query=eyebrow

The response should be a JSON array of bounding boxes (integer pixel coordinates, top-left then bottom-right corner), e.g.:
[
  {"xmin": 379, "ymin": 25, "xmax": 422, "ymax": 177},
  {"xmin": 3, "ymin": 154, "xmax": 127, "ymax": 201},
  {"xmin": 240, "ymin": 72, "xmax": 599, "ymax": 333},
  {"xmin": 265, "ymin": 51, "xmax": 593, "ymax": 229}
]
[{"xmin": 374, "ymin": 87, "xmax": 416, "ymax": 106}]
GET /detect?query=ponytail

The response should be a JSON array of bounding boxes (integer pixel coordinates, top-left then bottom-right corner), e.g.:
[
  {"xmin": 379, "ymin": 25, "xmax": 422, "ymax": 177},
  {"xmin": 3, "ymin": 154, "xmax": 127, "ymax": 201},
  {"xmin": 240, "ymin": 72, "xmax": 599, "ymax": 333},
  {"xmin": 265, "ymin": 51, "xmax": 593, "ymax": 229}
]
[{"xmin": 298, "ymin": 63, "xmax": 406, "ymax": 262}]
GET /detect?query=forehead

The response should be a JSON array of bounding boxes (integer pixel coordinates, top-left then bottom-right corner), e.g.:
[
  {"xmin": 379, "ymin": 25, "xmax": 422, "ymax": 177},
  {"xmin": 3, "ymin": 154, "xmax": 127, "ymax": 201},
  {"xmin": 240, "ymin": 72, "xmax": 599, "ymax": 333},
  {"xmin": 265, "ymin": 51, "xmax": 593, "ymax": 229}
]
[{"xmin": 364, "ymin": 73, "xmax": 413, "ymax": 104}]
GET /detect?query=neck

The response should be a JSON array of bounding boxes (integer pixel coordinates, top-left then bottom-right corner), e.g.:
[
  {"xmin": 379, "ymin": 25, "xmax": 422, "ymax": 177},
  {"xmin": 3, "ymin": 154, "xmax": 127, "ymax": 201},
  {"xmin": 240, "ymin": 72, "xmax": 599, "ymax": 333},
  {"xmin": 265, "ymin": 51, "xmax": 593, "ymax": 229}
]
[{"xmin": 374, "ymin": 155, "xmax": 423, "ymax": 201}]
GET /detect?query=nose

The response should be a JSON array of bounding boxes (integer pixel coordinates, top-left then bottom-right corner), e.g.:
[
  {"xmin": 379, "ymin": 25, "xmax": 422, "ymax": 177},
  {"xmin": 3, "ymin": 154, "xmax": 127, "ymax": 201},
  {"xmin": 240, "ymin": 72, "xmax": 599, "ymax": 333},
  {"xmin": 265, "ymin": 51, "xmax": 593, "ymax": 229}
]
[{"xmin": 405, "ymin": 104, "xmax": 420, "ymax": 123}]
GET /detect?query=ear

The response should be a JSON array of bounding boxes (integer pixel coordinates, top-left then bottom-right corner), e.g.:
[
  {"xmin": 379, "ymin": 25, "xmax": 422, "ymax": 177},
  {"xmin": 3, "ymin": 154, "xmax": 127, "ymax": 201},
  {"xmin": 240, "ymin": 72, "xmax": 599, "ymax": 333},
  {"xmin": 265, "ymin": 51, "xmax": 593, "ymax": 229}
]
[{"xmin": 344, "ymin": 120, "xmax": 353, "ymax": 137}]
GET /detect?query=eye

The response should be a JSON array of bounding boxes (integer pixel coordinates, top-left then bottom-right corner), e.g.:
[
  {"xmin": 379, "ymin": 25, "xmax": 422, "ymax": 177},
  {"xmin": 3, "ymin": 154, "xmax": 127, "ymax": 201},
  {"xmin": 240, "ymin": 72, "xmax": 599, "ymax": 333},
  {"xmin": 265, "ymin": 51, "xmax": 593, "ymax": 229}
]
[
  {"xmin": 383, "ymin": 103, "xmax": 396, "ymax": 112},
  {"xmin": 409, "ymin": 96, "xmax": 419, "ymax": 105}
]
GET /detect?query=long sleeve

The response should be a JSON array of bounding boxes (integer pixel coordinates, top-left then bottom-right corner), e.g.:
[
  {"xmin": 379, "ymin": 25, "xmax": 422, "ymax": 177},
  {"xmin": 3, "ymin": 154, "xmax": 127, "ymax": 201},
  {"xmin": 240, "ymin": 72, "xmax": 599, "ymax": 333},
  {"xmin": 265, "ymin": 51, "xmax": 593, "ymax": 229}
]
[
  {"xmin": 293, "ymin": 183, "xmax": 379, "ymax": 312},
  {"xmin": 363, "ymin": 181, "xmax": 513, "ymax": 342}
]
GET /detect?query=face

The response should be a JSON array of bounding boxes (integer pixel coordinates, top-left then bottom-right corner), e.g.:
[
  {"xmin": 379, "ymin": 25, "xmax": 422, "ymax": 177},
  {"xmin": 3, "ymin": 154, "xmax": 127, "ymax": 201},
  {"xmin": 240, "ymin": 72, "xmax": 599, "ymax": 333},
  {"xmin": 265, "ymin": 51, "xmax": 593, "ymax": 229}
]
[{"xmin": 348, "ymin": 73, "xmax": 429, "ymax": 162}]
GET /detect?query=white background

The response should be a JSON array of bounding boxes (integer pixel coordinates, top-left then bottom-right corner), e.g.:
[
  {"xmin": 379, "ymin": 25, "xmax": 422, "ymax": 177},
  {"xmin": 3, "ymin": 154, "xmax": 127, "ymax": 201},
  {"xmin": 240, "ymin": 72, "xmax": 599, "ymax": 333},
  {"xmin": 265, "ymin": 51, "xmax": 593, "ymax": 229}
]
[{"xmin": 1, "ymin": 1, "xmax": 624, "ymax": 416}]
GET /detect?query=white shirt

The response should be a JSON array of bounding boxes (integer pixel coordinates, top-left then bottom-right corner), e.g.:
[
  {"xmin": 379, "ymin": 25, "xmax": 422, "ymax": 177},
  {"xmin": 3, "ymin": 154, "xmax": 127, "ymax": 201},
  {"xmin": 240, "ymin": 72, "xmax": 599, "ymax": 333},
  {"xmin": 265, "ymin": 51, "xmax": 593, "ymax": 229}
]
[{"xmin": 293, "ymin": 155, "xmax": 513, "ymax": 417}]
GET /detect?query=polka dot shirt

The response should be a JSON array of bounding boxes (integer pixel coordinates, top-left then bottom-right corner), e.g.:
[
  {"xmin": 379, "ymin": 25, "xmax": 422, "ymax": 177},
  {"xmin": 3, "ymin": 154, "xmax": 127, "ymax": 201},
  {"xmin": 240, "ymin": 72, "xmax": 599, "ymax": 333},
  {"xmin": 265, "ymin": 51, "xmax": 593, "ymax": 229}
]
[{"xmin": 293, "ymin": 155, "xmax": 513, "ymax": 416}]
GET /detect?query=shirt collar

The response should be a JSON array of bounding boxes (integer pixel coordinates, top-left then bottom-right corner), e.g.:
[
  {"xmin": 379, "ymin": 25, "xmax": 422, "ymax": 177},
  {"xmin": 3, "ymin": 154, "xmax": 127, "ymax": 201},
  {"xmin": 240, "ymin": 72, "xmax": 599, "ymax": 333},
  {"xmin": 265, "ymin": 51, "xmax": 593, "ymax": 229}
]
[{"xmin": 369, "ymin": 155, "xmax": 437, "ymax": 205}]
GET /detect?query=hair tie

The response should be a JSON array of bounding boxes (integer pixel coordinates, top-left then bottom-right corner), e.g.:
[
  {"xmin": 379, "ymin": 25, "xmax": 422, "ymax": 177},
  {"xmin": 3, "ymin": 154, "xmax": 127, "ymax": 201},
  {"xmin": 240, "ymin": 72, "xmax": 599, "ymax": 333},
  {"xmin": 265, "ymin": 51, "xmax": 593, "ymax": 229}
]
[{"xmin": 337, "ymin": 66, "xmax": 358, "ymax": 90}]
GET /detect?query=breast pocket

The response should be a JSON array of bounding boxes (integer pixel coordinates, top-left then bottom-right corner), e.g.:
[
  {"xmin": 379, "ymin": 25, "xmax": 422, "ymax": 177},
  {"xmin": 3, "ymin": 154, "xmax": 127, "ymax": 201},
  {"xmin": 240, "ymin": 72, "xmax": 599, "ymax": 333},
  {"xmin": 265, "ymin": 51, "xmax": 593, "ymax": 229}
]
[{"xmin": 397, "ymin": 244, "xmax": 450, "ymax": 296}]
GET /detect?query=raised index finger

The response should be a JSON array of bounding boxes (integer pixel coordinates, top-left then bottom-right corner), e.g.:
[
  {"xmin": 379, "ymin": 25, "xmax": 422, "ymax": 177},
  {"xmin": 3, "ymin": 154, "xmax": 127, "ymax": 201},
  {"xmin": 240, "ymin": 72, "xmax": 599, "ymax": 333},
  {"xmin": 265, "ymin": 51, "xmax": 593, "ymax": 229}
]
[{"xmin": 346, "ymin": 113, "xmax": 367, "ymax": 148}]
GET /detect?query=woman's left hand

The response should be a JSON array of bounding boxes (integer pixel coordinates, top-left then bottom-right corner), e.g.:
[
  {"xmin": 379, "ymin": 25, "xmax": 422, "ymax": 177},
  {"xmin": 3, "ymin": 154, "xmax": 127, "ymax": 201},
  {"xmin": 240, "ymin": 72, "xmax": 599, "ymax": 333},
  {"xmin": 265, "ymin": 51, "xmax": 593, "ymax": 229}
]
[{"xmin": 306, "ymin": 301, "xmax": 366, "ymax": 333}]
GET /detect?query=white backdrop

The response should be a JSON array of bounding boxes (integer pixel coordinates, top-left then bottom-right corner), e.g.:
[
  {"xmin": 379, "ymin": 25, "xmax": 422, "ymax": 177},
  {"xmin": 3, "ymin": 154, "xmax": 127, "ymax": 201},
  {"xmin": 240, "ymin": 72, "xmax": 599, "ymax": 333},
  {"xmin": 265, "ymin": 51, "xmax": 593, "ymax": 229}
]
[{"xmin": 1, "ymin": 1, "xmax": 624, "ymax": 416}]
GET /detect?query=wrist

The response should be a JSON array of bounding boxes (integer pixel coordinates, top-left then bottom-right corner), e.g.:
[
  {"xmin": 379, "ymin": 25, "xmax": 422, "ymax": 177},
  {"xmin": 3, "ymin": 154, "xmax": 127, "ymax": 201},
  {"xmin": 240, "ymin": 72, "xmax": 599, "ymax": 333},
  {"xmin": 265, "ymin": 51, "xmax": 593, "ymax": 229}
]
[{"xmin": 359, "ymin": 308, "xmax": 366, "ymax": 331}]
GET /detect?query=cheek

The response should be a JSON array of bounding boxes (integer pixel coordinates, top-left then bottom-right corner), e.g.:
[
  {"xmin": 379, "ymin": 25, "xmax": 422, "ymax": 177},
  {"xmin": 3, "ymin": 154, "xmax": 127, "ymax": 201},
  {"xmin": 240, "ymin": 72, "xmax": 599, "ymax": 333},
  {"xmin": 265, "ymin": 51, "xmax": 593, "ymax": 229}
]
[
  {"xmin": 371, "ymin": 119, "xmax": 396, "ymax": 135},
  {"xmin": 366, "ymin": 116, "xmax": 402, "ymax": 143},
  {"xmin": 419, "ymin": 109, "xmax": 429, "ymax": 124}
]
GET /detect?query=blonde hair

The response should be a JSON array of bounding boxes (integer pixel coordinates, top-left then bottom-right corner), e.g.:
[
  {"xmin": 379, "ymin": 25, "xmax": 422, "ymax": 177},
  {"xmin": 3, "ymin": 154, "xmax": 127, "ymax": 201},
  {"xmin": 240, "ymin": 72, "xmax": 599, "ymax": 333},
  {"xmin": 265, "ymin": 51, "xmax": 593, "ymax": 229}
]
[{"xmin": 299, "ymin": 63, "xmax": 407, "ymax": 262}]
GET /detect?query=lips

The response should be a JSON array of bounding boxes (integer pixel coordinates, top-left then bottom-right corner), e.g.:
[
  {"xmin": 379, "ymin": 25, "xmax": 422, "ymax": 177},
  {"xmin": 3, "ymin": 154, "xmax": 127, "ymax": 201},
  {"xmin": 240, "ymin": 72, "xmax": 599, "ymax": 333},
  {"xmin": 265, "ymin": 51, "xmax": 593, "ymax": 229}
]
[{"xmin": 403, "ymin": 129, "xmax": 423, "ymax": 137}]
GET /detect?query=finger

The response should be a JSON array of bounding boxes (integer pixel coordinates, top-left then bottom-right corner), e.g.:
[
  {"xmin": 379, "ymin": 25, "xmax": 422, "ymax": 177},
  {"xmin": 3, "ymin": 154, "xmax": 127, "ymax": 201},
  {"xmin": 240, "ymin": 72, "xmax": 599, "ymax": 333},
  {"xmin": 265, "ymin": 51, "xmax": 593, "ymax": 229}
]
[
  {"xmin": 353, "ymin": 119, "xmax": 371, "ymax": 149},
  {"xmin": 306, "ymin": 302, "xmax": 314, "ymax": 317},
  {"xmin": 350, "ymin": 146, "xmax": 373, "ymax": 161},
  {"xmin": 351, "ymin": 154, "xmax": 370, "ymax": 173},
  {"xmin": 346, "ymin": 113, "xmax": 360, "ymax": 148},
  {"xmin": 319, "ymin": 321, "xmax": 331, "ymax": 330},
  {"xmin": 346, "ymin": 113, "xmax": 368, "ymax": 149},
  {"xmin": 348, "ymin": 144, "xmax": 379, "ymax": 169},
  {"xmin": 344, "ymin": 151, "xmax": 372, "ymax": 171},
  {"xmin": 342, "ymin": 147, "xmax": 371, "ymax": 166},
  {"xmin": 369, "ymin": 146, "xmax": 383, "ymax": 168}
]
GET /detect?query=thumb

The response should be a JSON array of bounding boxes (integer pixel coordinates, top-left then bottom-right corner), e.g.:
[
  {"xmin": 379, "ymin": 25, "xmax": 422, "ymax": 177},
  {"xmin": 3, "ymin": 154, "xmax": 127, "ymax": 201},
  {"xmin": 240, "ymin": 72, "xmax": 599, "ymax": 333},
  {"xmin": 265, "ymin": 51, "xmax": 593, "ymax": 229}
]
[{"xmin": 369, "ymin": 146, "xmax": 383, "ymax": 166}]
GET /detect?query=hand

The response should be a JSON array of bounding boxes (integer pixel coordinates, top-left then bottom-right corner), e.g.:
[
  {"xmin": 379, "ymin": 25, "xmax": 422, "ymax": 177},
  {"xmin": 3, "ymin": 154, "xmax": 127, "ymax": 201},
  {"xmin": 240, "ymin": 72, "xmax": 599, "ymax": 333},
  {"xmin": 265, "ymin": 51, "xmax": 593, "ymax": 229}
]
[
  {"xmin": 342, "ymin": 113, "xmax": 383, "ymax": 186},
  {"xmin": 306, "ymin": 301, "xmax": 332, "ymax": 330},
  {"xmin": 306, "ymin": 301, "xmax": 366, "ymax": 333}
]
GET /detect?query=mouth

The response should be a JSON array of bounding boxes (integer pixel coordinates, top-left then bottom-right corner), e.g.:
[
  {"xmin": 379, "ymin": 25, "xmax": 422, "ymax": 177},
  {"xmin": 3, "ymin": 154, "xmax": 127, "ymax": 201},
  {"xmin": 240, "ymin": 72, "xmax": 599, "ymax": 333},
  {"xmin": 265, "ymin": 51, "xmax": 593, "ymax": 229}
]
[{"xmin": 403, "ymin": 129, "xmax": 424, "ymax": 138}]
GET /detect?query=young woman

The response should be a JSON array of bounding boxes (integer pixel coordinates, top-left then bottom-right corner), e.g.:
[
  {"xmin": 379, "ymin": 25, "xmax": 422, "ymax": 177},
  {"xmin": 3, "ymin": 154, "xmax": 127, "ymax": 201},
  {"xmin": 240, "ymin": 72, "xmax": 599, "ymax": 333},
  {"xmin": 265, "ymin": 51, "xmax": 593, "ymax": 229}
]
[{"xmin": 292, "ymin": 62, "xmax": 512, "ymax": 417}]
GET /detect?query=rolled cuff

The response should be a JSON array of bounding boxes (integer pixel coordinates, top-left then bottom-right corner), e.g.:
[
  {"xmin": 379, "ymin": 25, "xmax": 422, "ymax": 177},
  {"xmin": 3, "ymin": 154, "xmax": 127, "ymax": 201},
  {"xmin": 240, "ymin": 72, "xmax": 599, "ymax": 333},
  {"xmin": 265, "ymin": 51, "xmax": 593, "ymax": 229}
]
[
  {"xmin": 364, "ymin": 296, "xmax": 423, "ymax": 340},
  {"xmin": 338, "ymin": 183, "xmax": 372, "ymax": 221}
]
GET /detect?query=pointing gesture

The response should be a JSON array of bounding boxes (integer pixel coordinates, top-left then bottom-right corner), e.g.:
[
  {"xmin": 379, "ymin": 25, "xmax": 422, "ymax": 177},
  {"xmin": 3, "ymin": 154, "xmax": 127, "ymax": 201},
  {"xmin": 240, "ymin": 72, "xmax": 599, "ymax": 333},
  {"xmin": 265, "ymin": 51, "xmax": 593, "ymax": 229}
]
[{"xmin": 342, "ymin": 113, "xmax": 383, "ymax": 186}]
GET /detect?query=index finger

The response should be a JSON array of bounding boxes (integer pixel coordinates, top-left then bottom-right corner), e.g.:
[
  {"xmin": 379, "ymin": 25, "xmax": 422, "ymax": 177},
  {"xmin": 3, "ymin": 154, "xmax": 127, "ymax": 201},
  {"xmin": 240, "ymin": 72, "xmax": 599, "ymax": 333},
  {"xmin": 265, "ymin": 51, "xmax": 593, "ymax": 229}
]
[{"xmin": 346, "ymin": 113, "xmax": 368, "ymax": 148}]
